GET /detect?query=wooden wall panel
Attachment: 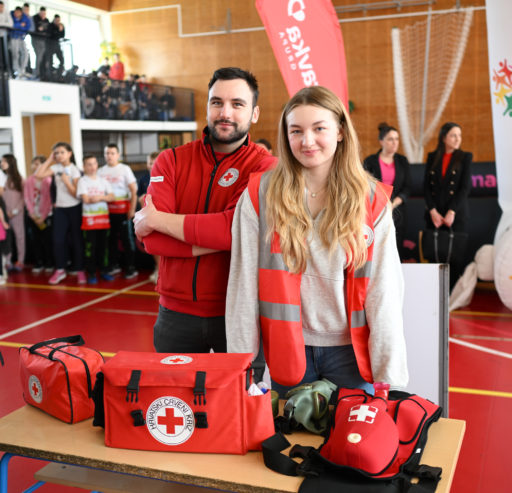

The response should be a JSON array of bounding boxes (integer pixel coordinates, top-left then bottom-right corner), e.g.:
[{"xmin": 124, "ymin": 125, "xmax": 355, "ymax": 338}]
[
  {"xmin": 33, "ymin": 114, "xmax": 71, "ymax": 158},
  {"xmin": 74, "ymin": 0, "xmax": 111, "ymax": 11},
  {"xmin": 109, "ymin": 0, "xmax": 492, "ymax": 162},
  {"xmin": 22, "ymin": 116, "xmax": 33, "ymax": 177}
]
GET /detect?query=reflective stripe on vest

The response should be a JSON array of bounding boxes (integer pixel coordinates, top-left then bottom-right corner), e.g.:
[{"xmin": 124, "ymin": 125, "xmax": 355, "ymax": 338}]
[{"xmin": 247, "ymin": 172, "xmax": 391, "ymax": 385}]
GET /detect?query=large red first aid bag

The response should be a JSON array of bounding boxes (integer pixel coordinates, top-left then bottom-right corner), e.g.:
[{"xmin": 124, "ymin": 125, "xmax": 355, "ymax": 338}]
[
  {"xmin": 19, "ymin": 335, "xmax": 104, "ymax": 423},
  {"xmin": 92, "ymin": 351, "xmax": 275, "ymax": 454}
]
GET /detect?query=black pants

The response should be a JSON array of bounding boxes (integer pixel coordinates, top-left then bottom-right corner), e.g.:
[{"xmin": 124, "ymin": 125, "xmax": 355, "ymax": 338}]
[
  {"xmin": 108, "ymin": 213, "xmax": 135, "ymax": 270},
  {"xmin": 392, "ymin": 204, "xmax": 406, "ymax": 261},
  {"xmin": 153, "ymin": 305, "xmax": 226, "ymax": 353},
  {"xmin": 53, "ymin": 205, "xmax": 83, "ymax": 271},
  {"xmin": 28, "ymin": 216, "xmax": 53, "ymax": 269},
  {"xmin": 83, "ymin": 229, "xmax": 109, "ymax": 276}
]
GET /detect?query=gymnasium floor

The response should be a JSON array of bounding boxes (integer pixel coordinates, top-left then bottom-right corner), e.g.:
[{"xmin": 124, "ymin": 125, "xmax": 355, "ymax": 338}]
[{"xmin": 0, "ymin": 270, "xmax": 510, "ymax": 492}]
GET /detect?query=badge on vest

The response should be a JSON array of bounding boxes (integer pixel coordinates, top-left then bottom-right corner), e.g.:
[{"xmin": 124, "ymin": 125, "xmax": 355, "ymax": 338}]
[
  {"xmin": 146, "ymin": 396, "xmax": 195, "ymax": 445},
  {"xmin": 218, "ymin": 168, "xmax": 239, "ymax": 187},
  {"xmin": 362, "ymin": 224, "xmax": 374, "ymax": 247},
  {"xmin": 150, "ymin": 176, "xmax": 164, "ymax": 183}
]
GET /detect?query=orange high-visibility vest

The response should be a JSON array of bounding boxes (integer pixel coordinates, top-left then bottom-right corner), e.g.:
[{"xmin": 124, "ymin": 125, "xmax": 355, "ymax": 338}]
[{"xmin": 247, "ymin": 172, "xmax": 391, "ymax": 386}]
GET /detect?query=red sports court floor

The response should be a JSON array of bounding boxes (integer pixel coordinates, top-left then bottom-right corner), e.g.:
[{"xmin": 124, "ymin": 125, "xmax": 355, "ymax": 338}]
[{"xmin": 1, "ymin": 270, "xmax": 511, "ymax": 492}]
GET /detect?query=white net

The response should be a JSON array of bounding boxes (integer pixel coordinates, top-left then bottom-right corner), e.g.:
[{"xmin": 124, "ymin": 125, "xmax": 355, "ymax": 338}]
[{"xmin": 392, "ymin": 8, "xmax": 474, "ymax": 163}]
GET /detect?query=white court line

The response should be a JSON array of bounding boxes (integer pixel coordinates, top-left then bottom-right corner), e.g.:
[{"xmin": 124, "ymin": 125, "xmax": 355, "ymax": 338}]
[
  {"xmin": 449, "ymin": 337, "xmax": 512, "ymax": 360},
  {"xmin": 0, "ymin": 280, "xmax": 149, "ymax": 340}
]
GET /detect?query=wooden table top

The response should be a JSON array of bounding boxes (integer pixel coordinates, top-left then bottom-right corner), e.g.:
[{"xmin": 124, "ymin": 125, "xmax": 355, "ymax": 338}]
[{"xmin": 0, "ymin": 406, "xmax": 465, "ymax": 493}]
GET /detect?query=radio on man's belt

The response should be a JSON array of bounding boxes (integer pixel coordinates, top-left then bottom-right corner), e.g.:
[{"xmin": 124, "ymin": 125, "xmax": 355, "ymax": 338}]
[{"xmin": 93, "ymin": 351, "xmax": 275, "ymax": 454}]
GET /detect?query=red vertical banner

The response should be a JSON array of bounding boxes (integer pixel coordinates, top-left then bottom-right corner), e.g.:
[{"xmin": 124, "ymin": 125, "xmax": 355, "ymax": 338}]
[{"xmin": 256, "ymin": 0, "xmax": 349, "ymax": 107}]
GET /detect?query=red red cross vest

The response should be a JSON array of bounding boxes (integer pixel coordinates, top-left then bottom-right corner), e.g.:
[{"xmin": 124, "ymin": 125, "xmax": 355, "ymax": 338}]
[{"xmin": 247, "ymin": 172, "xmax": 391, "ymax": 386}]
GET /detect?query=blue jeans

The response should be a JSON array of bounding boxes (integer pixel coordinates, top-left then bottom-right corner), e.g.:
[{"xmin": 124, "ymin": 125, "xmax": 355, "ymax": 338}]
[
  {"xmin": 271, "ymin": 345, "xmax": 374, "ymax": 398},
  {"xmin": 153, "ymin": 305, "xmax": 226, "ymax": 353}
]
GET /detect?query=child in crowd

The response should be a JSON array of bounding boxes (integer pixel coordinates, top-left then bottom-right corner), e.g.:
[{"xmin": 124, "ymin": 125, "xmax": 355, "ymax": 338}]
[
  {"xmin": 36, "ymin": 142, "xmax": 86, "ymax": 285},
  {"xmin": 137, "ymin": 151, "xmax": 160, "ymax": 283},
  {"xmin": 24, "ymin": 155, "xmax": 54, "ymax": 273},
  {"xmin": 0, "ymin": 199, "xmax": 9, "ymax": 285},
  {"xmin": 76, "ymin": 155, "xmax": 115, "ymax": 284},
  {"xmin": 0, "ymin": 154, "xmax": 25, "ymax": 272},
  {"xmin": 98, "ymin": 143, "xmax": 138, "ymax": 279}
]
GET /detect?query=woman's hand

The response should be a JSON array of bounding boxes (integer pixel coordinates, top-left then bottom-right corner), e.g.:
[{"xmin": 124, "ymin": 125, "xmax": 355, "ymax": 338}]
[
  {"xmin": 133, "ymin": 194, "xmax": 160, "ymax": 240},
  {"xmin": 443, "ymin": 210, "xmax": 456, "ymax": 228},
  {"xmin": 429, "ymin": 208, "xmax": 444, "ymax": 229}
]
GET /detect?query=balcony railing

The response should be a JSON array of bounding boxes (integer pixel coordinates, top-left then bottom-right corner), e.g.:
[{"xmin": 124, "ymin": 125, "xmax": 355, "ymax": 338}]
[{"xmin": 0, "ymin": 29, "xmax": 195, "ymax": 121}]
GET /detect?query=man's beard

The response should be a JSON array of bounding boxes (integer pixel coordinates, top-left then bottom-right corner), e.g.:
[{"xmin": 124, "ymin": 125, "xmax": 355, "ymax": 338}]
[{"xmin": 208, "ymin": 119, "xmax": 251, "ymax": 145}]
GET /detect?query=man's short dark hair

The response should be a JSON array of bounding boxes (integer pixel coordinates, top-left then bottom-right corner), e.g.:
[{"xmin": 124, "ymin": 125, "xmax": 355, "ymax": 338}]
[
  {"xmin": 106, "ymin": 143, "xmax": 119, "ymax": 151},
  {"xmin": 83, "ymin": 154, "xmax": 97, "ymax": 162},
  {"xmin": 23, "ymin": 3, "xmax": 29, "ymax": 8},
  {"xmin": 208, "ymin": 67, "xmax": 259, "ymax": 107},
  {"xmin": 14, "ymin": 6, "xmax": 22, "ymax": 11},
  {"xmin": 40, "ymin": 7, "xmax": 46, "ymax": 11}
]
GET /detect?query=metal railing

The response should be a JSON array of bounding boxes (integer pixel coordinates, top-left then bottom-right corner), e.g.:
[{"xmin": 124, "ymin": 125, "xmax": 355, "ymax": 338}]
[{"xmin": 0, "ymin": 28, "xmax": 195, "ymax": 121}]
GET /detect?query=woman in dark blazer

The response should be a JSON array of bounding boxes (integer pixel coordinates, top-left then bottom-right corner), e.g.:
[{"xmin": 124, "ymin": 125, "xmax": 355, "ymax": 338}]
[
  {"xmin": 363, "ymin": 123, "xmax": 411, "ymax": 260},
  {"xmin": 424, "ymin": 122, "xmax": 472, "ymax": 288}
]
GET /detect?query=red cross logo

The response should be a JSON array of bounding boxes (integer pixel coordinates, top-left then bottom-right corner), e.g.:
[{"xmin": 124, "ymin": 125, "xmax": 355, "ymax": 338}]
[
  {"xmin": 348, "ymin": 404, "xmax": 378, "ymax": 423},
  {"xmin": 158, "ymin": 408, "xmax": 184, "ymax": 434},
  {"xmin": 169, "ymin": 357, "xmax": 184, "ymax": 363},
  {"xmin": 32, "ymin": 382, "xmax": 39, "ymax": 396},
  {"xmin": 218, "ymin": 168, "xmax": 239, "ymax": 187}
]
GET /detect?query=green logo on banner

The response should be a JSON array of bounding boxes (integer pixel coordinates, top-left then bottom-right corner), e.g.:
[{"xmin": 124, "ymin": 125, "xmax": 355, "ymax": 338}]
[{"xmin": 42, "ymin": 95, "xmax": 51, "ymax": 102}]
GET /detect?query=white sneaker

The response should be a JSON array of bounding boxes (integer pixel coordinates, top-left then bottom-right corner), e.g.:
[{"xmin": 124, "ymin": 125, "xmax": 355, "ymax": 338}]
[
  {"xmin": 0, "ymin": 276, "xmax": 6, "ymax": 286},
  {"xmin": 149, "ymin": 270, "xmax": 158, "ymax": 284}
]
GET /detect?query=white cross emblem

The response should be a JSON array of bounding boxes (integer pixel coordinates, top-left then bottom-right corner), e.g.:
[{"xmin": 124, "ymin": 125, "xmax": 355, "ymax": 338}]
[{"xmin": 348, "ymin": 404, "xmax": 378, "ymax": 423}]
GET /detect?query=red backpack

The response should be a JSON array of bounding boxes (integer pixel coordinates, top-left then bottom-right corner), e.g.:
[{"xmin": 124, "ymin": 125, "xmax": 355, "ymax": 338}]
[{"xmin": 262, "ymin": 388, "xmax": 443, "ymax": 493}]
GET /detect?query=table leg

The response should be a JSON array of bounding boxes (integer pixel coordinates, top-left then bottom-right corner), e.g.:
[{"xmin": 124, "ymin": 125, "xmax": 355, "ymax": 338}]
[
  {"xmin": 22, "ymin": 481, "xmax": 45, "ymax": 493},
  {"xmin": 0, "ymin": 453, "xmax": 13, "ymax": 493}
]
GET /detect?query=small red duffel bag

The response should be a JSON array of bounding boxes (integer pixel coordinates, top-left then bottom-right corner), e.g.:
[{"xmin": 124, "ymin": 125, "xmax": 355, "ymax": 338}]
[
  {"xmin": 19, "ymin": 335, "xmax": 104, "ymax": 423},
  {"xmin": 93, "ymin": 351, "xmax": 275, "ymax": 454}
]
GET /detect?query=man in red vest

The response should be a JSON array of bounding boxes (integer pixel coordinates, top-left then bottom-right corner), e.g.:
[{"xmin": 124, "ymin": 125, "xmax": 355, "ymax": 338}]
[{"xmin": 134, "ymin": 67, "xmax": 276, "ymax": 353}]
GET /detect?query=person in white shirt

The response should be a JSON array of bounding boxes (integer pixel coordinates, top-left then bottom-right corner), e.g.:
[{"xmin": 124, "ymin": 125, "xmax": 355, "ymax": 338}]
[
  {"xmin": 97, "ymin": 143, "xmax": 138, "ymax": 279},
  {"xmin": 36, "ymin": 142, "xmax": 86, "ymax": 285},
  {"xmin": 77, "ymin": 155, "xmax": 115, "ymax": 284}
]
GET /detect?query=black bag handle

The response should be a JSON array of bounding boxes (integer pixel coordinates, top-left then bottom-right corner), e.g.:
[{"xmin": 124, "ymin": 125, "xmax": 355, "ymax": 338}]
[
  {"xmin": 29, "ymin": 335, "xmax": 85, "ymax": 355},
  {"xmin": 433, "ymin": 228, "xmax": 455, "ymax": 263},
  {"xmin": 262, "ymin": 432, "xmax": 302, "ymax": 477}
]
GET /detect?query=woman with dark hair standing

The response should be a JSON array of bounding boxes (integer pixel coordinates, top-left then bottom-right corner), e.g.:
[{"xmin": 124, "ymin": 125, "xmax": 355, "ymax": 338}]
[
  {"xmin": 424, "ymin": 122, "xmax": 472, "ymax": 288},
  {"xmin": 36, "ymin": 142, "xmax": 85, "ymax": 285},
  {"xmin": 363, "ymin": 123, "xmax": 411, "ymax": 260},
  {"xmin": 0, "ymin": 154, "xmax": 25, "ymax": 271}
]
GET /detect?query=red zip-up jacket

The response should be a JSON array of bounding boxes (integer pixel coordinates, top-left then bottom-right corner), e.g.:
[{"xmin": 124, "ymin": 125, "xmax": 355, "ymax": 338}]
[{"xmin": 144, "ymin": 129, "xmax": 276, "ymax": 317}]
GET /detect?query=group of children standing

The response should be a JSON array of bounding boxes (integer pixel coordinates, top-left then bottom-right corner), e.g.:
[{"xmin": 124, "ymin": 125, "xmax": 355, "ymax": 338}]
[{"xmin": 0, "ymin": 142, "xmax": 159, "ymax": 286}]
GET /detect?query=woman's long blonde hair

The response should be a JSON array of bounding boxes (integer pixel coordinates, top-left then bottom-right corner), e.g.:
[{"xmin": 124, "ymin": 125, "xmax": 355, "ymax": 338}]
[{"xmin": 266, "ymin": 86, "xmax": 373, "ymax": 274}]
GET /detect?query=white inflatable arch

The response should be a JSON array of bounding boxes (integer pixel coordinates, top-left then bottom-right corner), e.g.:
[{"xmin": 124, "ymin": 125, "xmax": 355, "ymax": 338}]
[{"xmin": 494, "ymin": 217, "xmax": 512, "ymax": 310}]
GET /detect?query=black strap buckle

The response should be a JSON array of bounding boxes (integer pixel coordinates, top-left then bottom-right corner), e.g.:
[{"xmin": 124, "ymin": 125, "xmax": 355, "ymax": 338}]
[
  {"xmin": 130, "ymin": 409, "xmax": 146, "ymax": 427},
  {"xmin": 193, "ymin": 371, "xmax": 207, "ymax": 405},
  {"xmin": 194, "ymin": 412, "xmax": 208, "ymax": 428},
  {"xmin": 126, "ymin": 370, "xmax": 141, "ymax": 403}
]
